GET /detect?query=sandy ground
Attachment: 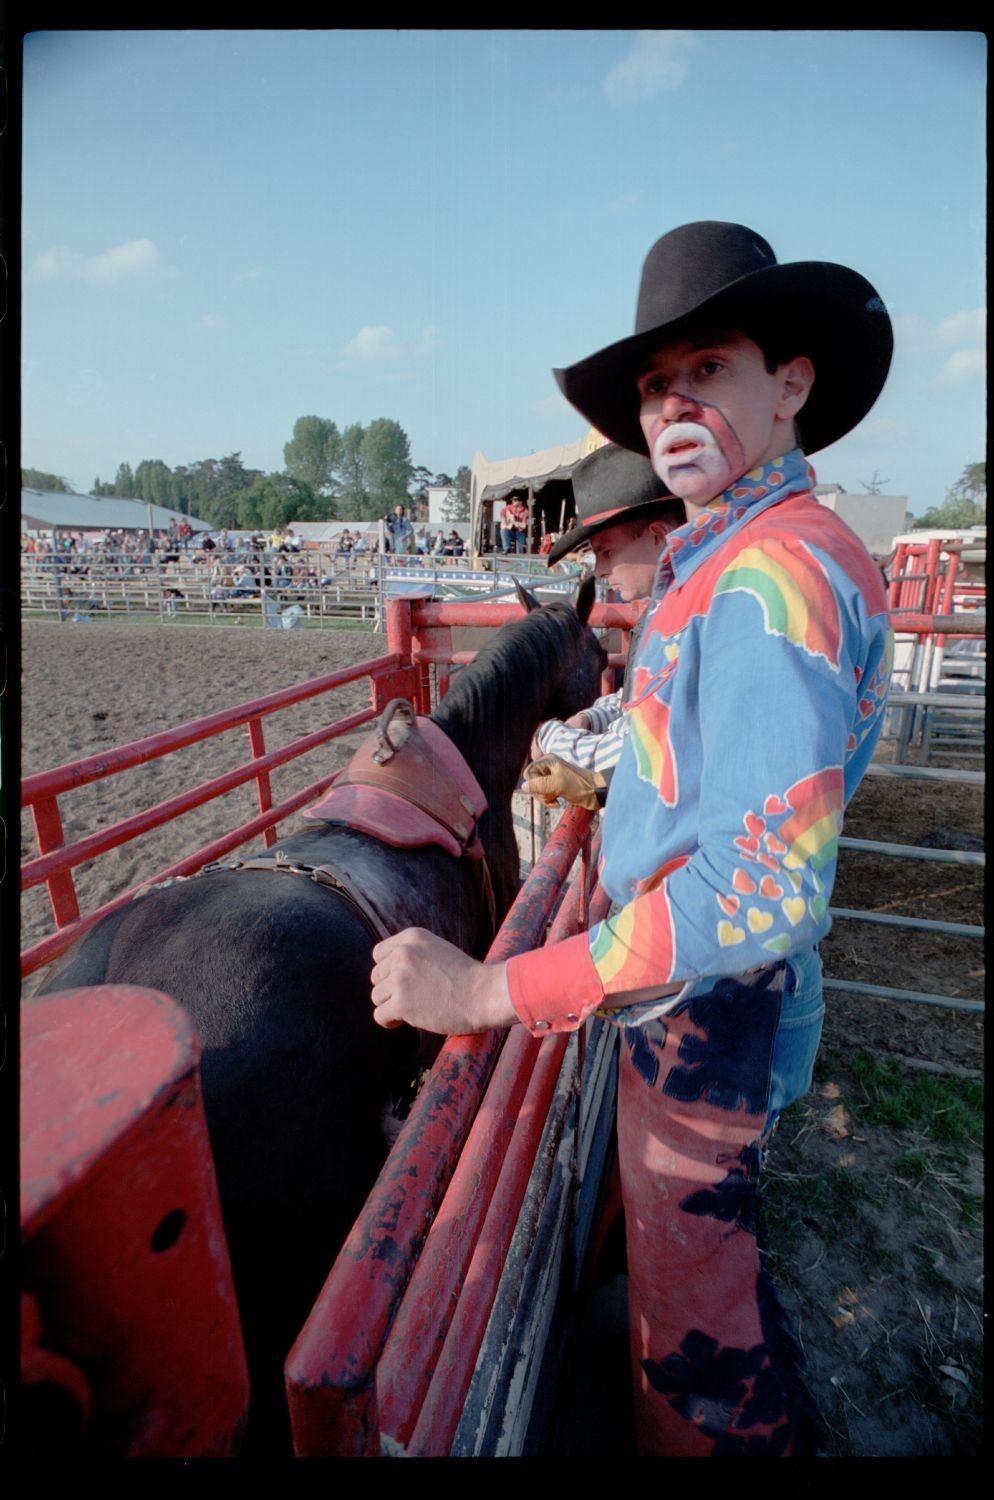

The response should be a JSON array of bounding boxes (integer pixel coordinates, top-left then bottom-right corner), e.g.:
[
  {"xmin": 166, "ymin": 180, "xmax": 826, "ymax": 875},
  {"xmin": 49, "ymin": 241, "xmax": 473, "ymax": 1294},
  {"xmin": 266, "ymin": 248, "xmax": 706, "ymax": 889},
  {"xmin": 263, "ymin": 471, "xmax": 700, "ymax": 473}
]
[{"xmin": 19, "ymin": 616, "xmax": 984, "ymax": 1456}]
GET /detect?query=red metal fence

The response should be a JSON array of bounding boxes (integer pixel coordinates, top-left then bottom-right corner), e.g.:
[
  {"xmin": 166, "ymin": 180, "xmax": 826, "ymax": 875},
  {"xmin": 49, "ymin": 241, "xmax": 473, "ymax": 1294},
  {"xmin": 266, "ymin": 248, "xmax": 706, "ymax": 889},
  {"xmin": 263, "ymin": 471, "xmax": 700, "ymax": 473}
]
[{"xmin": 20, "ymin": 597, "xmax": 623, "ymax": 979}]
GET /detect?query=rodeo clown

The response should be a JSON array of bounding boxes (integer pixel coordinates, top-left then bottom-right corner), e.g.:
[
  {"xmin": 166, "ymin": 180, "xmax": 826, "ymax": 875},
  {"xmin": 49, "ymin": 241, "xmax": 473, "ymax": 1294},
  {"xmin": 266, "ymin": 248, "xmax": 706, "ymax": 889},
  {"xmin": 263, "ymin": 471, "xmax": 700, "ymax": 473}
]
[{"xmin": 370, "ymin": 221, "xmax": 894, "ymax": 1456}]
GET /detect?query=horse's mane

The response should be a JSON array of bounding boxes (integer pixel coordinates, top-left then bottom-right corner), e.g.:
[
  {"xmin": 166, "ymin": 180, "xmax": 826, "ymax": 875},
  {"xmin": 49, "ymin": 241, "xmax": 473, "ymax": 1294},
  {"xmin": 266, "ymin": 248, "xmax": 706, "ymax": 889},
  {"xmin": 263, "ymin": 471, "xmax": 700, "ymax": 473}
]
[{"xmin": 431, "ymin": 602, "xmax": 589, "ymax": 781}]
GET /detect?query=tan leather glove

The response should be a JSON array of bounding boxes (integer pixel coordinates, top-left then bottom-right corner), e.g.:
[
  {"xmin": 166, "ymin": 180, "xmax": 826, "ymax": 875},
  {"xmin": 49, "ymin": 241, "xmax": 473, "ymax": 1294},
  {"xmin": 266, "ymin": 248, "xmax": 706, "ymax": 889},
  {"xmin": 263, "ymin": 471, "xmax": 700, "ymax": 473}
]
[{"xmin": 522, "ymin": 755, "xmax": 606, "ymax": 810}]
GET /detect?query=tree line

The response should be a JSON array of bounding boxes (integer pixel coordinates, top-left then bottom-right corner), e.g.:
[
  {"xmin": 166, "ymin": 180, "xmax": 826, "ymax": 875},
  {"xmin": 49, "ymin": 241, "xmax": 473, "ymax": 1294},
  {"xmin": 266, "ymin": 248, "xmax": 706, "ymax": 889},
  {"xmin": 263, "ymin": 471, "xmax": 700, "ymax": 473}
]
[
  {"xmin": 911, "ymin": 462, "xmax": 986, "ymax": 530},
  {"xmin": 23, "ymin": 415, "xmax": 471, "ymax": 532}
]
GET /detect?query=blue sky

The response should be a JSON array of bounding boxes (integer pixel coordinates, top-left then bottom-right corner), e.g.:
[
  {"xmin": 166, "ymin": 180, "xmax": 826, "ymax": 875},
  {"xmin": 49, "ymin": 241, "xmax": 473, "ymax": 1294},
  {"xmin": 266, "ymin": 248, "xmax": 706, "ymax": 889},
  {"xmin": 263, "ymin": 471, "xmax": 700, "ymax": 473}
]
[{"xmin": 21, "ymin": 28, "xmax": 986, "ymax": 516}]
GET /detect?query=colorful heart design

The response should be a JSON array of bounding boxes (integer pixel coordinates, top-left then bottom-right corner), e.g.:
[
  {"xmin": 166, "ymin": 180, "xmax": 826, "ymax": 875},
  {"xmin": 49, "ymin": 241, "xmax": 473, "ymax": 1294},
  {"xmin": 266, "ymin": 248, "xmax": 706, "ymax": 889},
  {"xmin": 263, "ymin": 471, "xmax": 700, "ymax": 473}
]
[
  {"xmin": 717, "ymin": 920, "xmax": 745, "ymax": 947},
  {"xmin": 764, "ymin": 794, "xmax": 789, "ymax": 816},
  {"xmin": 809, "ymin": 894, "xmax": 827, "ymax": 922},
  {"xmin": 717, "ymin": 893, "xmax": 740, "ymax": 916},
  {"xmin": 745, "ymin": 812, "xmax": 766, "ymax": 837},
  {"xmin": 732, "ymin": 869, "xmax": 757, "ymax": 895},
  {"xmin": 782, "ymin": 897, "xmax": 806, "ymax": 926},
  {"xmin": 759, "ymin": 876, "xmax": 784, "ymax": 900},
  {"xmin": 747, "ymin": 908, "xmax": 774, "ymax": 933},
  {"xmin": 735, "ymin": 835, "xmax": 760, "ymax": 855},
  {"xmin": 758, "ymin": 854, "xmax": 780, "ymax": 871},
  {"xmin": 787, "ymin": 871, "xmax": 803, "ymax": 893},
  {"xmin": 763, "ymin": 834, "xmax": 787, "ymax": 854}
]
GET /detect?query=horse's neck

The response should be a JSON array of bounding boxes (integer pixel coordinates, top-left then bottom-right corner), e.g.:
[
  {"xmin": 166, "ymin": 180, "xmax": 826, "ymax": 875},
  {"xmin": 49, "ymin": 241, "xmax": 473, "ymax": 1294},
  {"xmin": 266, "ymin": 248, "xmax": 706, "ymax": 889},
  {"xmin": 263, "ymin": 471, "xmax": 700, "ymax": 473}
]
[{"xmin": 431, "ymin": 672, "xmax": 548, "ymax": 919}]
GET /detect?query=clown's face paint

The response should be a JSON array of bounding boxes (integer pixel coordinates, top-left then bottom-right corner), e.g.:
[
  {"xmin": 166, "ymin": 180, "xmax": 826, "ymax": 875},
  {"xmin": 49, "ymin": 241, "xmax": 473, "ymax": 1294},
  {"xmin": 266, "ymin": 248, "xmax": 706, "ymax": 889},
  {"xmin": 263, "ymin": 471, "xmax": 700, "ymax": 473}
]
[
  {"xmin": 647, "ymin": 416, "xmax": 745, "ymax": 502},
  {"xmin": 637, "ymin": 333, "xmax": 806, "ymax": 511}
]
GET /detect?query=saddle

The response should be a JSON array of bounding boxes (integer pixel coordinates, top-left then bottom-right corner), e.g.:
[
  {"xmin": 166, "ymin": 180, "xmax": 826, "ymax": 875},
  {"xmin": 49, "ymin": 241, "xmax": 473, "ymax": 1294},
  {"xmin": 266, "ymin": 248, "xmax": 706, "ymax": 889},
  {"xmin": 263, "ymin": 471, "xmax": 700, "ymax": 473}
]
[
  {"xmin": 200, "ymin": 701, "xmax": 496, "ymax": 947},
  {"xmin": 303, "ymin": 699, "xmax": 488, "ymax": 862}
]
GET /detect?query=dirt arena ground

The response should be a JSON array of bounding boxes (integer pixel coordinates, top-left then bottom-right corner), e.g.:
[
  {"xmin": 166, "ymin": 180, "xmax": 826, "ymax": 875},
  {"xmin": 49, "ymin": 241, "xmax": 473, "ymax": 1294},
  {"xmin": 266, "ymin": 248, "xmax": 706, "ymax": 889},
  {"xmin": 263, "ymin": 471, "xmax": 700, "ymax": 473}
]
[{"xmin": 19, "ymin": 617, "xmax": 984, "ymax": 1456}]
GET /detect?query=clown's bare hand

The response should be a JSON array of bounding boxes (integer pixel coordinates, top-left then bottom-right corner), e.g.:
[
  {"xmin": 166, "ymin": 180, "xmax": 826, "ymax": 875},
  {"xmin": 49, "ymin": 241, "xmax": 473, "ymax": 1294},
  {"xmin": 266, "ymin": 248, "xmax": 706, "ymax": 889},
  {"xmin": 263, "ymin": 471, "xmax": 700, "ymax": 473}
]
[
  {"xmin": 371, "ymin": 928, "xmax": 517, "ymax": 1035},
  {"xmin": 522, "ymin": 754, "xmax": 606, "ymax": 810}
]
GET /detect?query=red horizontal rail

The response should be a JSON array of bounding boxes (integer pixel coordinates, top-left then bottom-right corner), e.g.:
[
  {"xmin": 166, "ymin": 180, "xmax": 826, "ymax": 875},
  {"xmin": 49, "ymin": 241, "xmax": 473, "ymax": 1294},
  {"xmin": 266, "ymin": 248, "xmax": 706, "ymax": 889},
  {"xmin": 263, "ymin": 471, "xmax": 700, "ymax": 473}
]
[
  {"xmin": 22, "ymin": 708, "xmax": 377, "ymax": 892},
  {"xmin": 20, "ymin": 763, "xmax": 367, "ymax": 978},
  {"xmin": 22, "ymin": 654, "xmax": 401, "ymax": 805}
]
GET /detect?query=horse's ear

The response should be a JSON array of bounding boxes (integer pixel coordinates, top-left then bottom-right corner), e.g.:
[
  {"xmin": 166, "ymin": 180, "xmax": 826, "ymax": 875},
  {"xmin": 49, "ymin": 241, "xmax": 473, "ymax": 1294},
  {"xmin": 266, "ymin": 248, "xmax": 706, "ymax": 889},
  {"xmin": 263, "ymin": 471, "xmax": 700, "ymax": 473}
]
[
  {"xmin": 574, "ymin": 573, "xmax": 596, "ymax": 626},
  {"xmin": 514, "ymin": 578, "xmax": 541, "ymax": 613}
]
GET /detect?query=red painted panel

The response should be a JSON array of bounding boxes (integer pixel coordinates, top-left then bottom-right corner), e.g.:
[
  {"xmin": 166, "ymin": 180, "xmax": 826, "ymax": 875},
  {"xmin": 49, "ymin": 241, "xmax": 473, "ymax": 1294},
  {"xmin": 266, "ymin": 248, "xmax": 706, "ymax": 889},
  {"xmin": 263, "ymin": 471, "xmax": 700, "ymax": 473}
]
[{"xmin": 21, "ymin": 986, "xmax": 249, "ymax": 1457}]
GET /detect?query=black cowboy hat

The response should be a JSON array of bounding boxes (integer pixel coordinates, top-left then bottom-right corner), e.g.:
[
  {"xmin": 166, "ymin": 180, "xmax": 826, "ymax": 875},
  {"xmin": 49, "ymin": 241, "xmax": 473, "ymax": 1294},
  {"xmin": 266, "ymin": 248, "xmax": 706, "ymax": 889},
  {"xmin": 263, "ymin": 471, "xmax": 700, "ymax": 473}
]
[
  {"xmin": 554, "ymin": 221, "xmax": 893, "ymax": 459},
  {"xmin": 547, "ymin": 443, "xmax": 684, "ymax": 566}
]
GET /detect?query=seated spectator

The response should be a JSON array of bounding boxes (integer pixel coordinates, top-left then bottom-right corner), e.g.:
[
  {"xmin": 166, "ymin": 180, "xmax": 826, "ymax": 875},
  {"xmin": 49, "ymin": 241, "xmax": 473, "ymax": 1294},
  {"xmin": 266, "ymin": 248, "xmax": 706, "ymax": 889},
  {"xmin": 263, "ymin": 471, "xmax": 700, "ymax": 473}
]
[
  {"xmin": 500, "ymin": 497, "xmax": 529, "ymax": 553},
  {"xmin": 231, "ymin": 564, "xmax": 259, "ymax": 596},
  {"xmin": 432, "ymin": 530, "xmax": 446, "ymax": 555}
]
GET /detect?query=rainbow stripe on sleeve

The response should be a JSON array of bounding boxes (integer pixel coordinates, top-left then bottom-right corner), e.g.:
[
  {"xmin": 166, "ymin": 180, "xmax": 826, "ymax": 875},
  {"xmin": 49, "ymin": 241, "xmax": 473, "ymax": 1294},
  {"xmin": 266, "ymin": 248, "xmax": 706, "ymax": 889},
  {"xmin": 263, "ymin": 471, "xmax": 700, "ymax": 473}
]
[{"xmin": 713, "ymin": 539, "xmax": 841, "ymax": 668}]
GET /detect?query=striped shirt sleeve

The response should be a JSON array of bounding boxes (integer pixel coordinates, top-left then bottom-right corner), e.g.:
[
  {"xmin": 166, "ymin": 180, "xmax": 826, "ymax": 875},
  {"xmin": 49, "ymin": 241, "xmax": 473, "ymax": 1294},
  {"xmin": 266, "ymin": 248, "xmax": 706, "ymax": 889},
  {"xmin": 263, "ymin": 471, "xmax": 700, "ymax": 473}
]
[{"xmin": 533, "ymin": 692, "xmax": 628, "ymax": 773}]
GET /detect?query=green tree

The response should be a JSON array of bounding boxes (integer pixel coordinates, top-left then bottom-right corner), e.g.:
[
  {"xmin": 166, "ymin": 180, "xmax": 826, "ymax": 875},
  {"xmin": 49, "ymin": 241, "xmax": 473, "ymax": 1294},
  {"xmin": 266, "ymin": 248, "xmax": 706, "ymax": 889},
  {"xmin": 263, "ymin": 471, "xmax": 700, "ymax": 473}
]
[
  {"xmin": 953, "ymin": 461, "xmax": 986, "ymax": 512},
  {"xmin": 134, "ymin": 459, "xmax": 176, "ymax": 508},
  {"xmin": 335, "ymin": 423, "xmax": 370, "ymax": 520},
  {"xmin": 284, "ymin": 416, "xmax": 342, "ymax": 497},
  {"xmin": 362, "ymin": 418, "xmax": 412, "ymax": 518},
  {"xmin": 22, "ymin": 468, "xmax": 70, "ymax": 492},
  {"xmin": 913, "ymin": 495, "xmax": 986, "ymax": 530},
  {"xmin": 408, "ymin": 464, "xmax": 433, "ymax": 518},
  {"xmin": 92, "ymin": 478, "xmax": 116, "ymax": 496},
  {"xmin": 913, "ymin": 461, "xmax": 986, "ymax": 529},
  {"xmin": 236, "ymin": 472, "xmax": 321, "ymax": 531},
  {"xmin": 113, "ymin": 462, "xmax": 136, "ymax": 497},
  {"xmin": 196, "ymin": 452, "xmax": 263, "ymax": 528},
  {"xmin": 447, "ymin": 465, "xmax": 471, "ymax": 522}
]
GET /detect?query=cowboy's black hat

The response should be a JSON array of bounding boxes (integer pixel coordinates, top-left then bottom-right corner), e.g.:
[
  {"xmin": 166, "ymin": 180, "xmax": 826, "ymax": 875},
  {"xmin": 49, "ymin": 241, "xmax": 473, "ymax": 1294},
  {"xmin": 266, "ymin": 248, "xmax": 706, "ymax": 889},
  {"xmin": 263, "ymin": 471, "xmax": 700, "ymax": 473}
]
[
  {"xmin": 547, "ymin": 443, "xmax": 684, "ymax": 566},
  {"xmin": 554, "ymin": 221, "xmax": 893, "ymax": 458}
]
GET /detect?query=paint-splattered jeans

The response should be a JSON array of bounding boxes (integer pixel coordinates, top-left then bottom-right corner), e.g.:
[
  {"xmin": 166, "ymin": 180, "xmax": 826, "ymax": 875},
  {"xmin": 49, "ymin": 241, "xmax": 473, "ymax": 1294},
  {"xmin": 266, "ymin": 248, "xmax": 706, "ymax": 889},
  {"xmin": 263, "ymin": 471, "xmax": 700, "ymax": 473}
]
[{"xmin": 617, "ymin": 948, "xmax": 826, "ymax": 1455}]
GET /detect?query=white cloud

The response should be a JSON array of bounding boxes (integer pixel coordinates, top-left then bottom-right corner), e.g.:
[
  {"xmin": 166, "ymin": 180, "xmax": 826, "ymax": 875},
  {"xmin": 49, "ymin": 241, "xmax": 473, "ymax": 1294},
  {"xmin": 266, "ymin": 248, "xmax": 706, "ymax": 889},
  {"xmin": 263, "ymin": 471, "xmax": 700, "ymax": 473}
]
[
  {"xmin": 890, "ymin": 313, "xmax": 933, "ymax": 355},
  {"xmin": 198, "ymin": 312, "xmax": 225, "ymax": 330},
  {"xmin": 31, "ymin": 237, "xmax": 172, "ymax": 285},
  {"xmin": 935, "ymin": 307, "xmax": 985, "ymax": 346},
  {"xmin": 937, "ymin": 347, "xmax": 986, "ymax": 385},
  {"xmin": 604, "ymin": 31, "xmax": 696, "ymax": 104},
  {"xmin": 344, "ymin": 324, "xmax": 401, "ymax": 361},
  {"xmin": 342, "ymin": 323, "xmax": 441, "ymax": 362},
  {"xmin": 892, "ymin": 307, "xmax": 985, "ymax": 356},
  {"xmin": 609, "ymin": 191, "xmax": 642, "ymax": 214},
  {"xmin": 235, "ymin": 265, "xmax": 265, "ymax": 283}
]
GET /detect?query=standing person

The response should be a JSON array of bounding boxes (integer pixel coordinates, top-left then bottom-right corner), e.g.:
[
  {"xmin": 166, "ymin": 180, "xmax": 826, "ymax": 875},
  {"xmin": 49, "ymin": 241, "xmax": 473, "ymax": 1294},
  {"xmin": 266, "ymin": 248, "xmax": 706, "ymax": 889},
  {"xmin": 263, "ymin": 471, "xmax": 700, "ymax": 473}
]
[
  {"xmin": 386, "ymin": 504, "xmax": 415, "ymax": 555},
  {"xmin": 506, "ymin": 496, "xmax": 530, "ymax": 553},
  {"xmin": 498, "ymin": 499, "xmax": 517, "ymax": 554},
  {"xmin": 367, "ymin": 221, "xmax": 894, "ymax": 1456},
  {"xmin": 524, "ymin": 444, "xmax": 684, "ymax": 799}
]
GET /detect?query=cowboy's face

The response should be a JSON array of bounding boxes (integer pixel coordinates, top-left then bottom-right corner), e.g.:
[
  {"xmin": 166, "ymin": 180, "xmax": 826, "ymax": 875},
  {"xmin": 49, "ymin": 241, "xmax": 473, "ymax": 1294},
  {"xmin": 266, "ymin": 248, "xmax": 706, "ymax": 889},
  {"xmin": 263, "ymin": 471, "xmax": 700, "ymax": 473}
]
[
  {"xmin": 636, "ymin": 331, "xmax": 813, "ymax": 508},
  {"xmin": 589, "ymin": 515, "xmax": 673, "ymax": 602}
]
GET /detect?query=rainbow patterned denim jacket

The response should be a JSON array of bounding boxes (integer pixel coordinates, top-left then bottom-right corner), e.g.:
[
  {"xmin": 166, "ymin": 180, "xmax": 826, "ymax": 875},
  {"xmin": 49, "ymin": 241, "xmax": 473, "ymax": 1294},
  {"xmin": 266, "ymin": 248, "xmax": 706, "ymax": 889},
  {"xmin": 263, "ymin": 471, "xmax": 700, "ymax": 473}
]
[{"xmin": 507, "ymin": 448, "xmax": 893, "ymax": 1034}]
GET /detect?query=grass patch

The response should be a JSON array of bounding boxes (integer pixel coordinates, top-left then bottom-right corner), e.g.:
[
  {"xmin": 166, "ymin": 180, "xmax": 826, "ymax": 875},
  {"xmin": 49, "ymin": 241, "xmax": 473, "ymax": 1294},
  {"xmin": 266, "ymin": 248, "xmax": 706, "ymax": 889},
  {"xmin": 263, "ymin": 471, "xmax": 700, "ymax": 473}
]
[
  {"xmin": 895, "ymin": 1149, "xmax": 931, "ymax": 1185},
  {"xmin": 845, "ymin": 1051, "xmax": 983, "ymax": 1157},
  {"xmin": 761, "ymin": 1165, "xmax": 872, "ymax": 1250}
]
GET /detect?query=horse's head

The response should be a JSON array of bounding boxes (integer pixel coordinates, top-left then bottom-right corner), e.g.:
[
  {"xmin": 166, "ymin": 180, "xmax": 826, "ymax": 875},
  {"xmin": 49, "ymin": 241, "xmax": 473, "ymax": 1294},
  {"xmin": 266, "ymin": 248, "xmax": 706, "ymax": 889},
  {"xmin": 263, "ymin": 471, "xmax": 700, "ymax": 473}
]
[{"xmin": 513, "ymin": 575, "xmax": 607, "ymax": 723}]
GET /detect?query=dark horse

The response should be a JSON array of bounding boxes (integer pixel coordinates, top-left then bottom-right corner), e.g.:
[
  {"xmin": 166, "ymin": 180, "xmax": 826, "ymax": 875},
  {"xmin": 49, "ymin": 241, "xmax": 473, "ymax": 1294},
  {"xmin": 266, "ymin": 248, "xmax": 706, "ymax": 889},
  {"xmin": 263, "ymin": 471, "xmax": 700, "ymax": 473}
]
[{"xmin": 36, "ymin": 579, "xmax": 605, "ymax": 1453}]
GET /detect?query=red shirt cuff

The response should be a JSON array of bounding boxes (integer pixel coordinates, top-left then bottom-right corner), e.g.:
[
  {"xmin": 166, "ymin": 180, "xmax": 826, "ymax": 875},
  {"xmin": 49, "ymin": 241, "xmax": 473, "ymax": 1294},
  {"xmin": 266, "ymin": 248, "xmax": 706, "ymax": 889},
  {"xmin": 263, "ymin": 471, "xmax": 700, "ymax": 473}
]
[{"xmin": 506, "ymin": 932, "xmax": 606, "ymax": 1035}]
